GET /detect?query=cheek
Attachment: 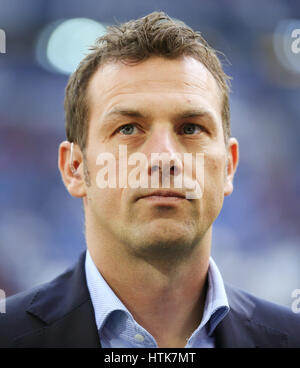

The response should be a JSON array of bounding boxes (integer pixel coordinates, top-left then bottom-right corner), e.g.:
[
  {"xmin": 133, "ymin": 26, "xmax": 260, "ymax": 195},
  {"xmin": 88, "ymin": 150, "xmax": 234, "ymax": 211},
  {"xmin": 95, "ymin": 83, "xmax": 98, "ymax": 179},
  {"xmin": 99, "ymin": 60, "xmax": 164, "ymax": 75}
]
[
  {"xmin": 87, "ymin": 185, "xmax": 125, "ymax": 222},
  {"xmin": 205, "ymin": 148, "xmax": 226, "ymax": 177},
  {"xmin": 84, "ymin": 150, "xmax": 123, "ymax": 212},
  {"xmin": 203, "ymin": 152, "xmax": 226, "ymax": 203}
]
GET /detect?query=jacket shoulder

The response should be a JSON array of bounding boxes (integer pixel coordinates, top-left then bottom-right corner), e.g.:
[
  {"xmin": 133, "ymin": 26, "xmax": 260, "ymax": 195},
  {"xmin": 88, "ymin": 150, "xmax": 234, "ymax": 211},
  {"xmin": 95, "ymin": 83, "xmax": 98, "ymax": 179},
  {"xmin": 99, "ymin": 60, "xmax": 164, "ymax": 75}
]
[
  {"xmin": 0, "ymin": 286, "xmax": 46, "ymax": 347},
  {"xmin": 226, "ymin": 284, "xmax": 300, "ymax": 347},
  {"xmin": 0, "ymin": 265, "xmax": 75, "ymax": 347}
]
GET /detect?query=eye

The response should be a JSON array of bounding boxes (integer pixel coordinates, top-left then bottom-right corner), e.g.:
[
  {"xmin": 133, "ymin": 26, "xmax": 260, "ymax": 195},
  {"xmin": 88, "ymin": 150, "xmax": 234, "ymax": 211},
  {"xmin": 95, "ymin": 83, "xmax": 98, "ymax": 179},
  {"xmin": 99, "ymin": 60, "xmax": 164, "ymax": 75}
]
[
  {"xmin": 117, "ymin": 123, "xmax": 138, "ymax": 135},
  {"xmin": 181, "ymin": 123, "xmax": 204, "ymax": 135}
]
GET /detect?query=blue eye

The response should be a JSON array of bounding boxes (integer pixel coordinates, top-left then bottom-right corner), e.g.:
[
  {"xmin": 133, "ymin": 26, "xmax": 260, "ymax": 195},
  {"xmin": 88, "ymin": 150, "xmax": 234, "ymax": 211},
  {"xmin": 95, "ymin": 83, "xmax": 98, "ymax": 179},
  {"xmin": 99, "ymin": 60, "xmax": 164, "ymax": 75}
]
[
  {"xmin": 118, "ymin": 124, "xmax": 136, "ymax": 135},
  {"xmin": 182, "ymin": 123, "xmax": 202, "ymax": 135}
]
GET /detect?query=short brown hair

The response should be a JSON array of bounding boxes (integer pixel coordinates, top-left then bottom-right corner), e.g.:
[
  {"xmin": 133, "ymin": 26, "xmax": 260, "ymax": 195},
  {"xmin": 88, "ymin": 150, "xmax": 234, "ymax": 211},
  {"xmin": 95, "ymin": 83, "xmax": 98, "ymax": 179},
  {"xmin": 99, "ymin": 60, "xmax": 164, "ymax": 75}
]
[{"xmin": 64, "ymin": 11, "xmax": 231, "ymax": 151}]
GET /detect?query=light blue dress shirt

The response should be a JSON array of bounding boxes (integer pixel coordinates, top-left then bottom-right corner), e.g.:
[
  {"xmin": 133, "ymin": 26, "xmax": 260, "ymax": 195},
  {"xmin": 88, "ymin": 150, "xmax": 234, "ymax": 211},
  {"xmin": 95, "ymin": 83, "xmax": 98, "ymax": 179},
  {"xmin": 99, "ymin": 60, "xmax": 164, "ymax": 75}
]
[{"xmin": 85, "ymin": 250, "xmax": 229, "ymax": 348}]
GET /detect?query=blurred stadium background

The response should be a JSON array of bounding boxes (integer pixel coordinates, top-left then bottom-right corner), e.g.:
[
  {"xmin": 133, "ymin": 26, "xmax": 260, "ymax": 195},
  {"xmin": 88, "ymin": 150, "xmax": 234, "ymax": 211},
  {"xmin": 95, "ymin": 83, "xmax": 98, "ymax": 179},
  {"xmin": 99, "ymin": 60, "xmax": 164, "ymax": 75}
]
[{"xmin": 0, "ymin": 0, "xmax": 299, "ymax": 307}]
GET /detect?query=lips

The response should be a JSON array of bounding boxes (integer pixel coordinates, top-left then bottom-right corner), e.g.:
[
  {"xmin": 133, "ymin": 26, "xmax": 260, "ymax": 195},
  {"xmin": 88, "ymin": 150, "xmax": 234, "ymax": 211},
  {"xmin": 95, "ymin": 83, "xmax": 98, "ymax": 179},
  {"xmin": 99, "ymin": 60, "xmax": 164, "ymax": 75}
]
[{"xmin": 138, "ymin": 190, "xmax": 186, "ymax": 200}]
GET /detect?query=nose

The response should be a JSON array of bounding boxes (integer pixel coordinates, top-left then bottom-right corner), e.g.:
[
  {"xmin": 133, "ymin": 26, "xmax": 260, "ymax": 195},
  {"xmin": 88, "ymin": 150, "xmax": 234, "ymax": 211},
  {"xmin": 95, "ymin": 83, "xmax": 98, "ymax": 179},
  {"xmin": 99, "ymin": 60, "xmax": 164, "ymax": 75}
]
[{"xmin": 143, "ymin": 124, "xmax": 183, "ymax": 185}]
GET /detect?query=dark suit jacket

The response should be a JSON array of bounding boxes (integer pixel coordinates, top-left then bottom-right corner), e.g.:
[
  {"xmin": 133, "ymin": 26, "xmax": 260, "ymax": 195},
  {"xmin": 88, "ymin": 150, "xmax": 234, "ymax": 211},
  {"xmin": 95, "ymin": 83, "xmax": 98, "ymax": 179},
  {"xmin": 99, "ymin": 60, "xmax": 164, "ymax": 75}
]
[{"xmin": 0, "ymin": 252, "xmax": 299, "ymax": 348}]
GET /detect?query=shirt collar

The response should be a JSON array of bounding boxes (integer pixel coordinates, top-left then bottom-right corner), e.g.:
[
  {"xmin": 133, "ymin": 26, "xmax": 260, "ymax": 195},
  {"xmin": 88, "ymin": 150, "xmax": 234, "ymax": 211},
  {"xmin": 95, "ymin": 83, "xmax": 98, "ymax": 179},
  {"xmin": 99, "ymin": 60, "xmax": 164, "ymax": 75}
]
[
  {"xmin": 85, "ymin": 249, "xmax": 229, "ymax": 336},
  {"xmin": 85, "ymin": 250, "xmax": 132, "ymax": 332},
  {"xmin": 200, "ymin": 257, "xmax": 229, "ymax": 336}
]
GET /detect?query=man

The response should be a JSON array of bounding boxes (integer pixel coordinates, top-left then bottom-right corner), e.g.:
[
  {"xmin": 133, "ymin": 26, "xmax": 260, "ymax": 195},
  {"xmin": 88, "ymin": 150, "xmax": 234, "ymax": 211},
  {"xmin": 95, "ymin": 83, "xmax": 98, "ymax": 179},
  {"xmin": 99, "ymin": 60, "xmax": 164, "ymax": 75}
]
[{"xmin": 0, "ymin": 11, "xmax": 299, "ymax": 348}]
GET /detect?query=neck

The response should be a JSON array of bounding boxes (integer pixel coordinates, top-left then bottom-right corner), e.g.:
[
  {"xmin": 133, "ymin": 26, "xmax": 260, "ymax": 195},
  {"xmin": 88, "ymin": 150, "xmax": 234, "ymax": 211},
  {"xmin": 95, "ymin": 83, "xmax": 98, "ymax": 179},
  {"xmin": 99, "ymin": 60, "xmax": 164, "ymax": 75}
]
[{"xmin": 86, "ymin": 219, "xmax": 212, "ymax": 347}]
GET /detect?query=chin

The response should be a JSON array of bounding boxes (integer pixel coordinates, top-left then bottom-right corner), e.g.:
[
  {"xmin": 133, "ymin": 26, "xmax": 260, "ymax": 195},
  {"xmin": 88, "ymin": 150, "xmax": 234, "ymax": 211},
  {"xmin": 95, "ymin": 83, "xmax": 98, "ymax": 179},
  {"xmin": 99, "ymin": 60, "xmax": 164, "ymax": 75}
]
[{"xmin": 129, "ymin": 223, "xmax": 198, "ymax": 262}]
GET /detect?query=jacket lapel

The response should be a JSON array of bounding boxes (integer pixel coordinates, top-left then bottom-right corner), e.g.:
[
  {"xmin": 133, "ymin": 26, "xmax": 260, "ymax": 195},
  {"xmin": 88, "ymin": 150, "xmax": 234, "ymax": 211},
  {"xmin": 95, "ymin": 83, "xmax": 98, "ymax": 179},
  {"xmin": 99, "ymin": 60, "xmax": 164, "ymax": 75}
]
[
  {"xmin": 13, "ymin": 252, "xmax": 101, "ymax": 348},
  {"xmin": 214, "ymin": 307, "xmax": 256, "ymax": 348}
]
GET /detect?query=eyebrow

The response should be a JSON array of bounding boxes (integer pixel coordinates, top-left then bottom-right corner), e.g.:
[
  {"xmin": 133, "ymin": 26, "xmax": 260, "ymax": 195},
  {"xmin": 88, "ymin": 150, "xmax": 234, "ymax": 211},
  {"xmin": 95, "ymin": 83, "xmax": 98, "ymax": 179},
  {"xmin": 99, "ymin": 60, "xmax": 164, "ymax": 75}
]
[{"xmin": 105, "ymin": 106, "xmax": 217, "ymax": 123}]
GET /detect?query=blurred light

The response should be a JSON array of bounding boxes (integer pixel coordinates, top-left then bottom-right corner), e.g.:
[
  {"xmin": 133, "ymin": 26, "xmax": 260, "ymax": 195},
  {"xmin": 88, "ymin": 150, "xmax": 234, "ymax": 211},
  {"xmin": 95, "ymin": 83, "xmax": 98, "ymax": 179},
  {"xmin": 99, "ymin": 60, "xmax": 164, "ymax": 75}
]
[
  {"xmin": 273, "ymin": 19, "xmax": 300, "ymax": 74},
  {"xmin": 36, "ymin": 18, "xmax": 107, "ymax": 75}
]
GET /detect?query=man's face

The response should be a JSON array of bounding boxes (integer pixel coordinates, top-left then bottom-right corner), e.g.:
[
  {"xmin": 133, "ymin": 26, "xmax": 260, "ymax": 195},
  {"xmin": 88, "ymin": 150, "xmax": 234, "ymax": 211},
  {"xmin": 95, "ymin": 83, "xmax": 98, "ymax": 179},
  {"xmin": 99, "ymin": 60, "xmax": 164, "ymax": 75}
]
[{"xmin": 81, "ymin": 56, "xmax": 236, "ymax": 261}]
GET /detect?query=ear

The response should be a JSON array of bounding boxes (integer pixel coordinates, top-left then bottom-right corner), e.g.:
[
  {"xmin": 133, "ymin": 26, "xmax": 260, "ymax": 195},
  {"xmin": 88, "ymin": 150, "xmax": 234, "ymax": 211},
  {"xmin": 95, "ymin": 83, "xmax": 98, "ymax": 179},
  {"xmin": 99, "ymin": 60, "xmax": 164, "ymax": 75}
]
[
  {"xmin": 224, "ymin": 137, "xmax": 239, "ymax": 197},
  {"xmin": 58, "ymin": 141, "xmax": 86, "ymax": 198}
]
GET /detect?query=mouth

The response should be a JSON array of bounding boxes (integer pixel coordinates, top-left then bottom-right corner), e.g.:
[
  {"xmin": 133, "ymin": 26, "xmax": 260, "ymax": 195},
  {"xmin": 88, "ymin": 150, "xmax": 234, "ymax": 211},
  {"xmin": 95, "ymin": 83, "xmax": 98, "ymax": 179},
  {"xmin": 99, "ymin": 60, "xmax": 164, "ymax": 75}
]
[{"xmin": 137, "ymin": 190, "xmax": 187, "ymax": 203}]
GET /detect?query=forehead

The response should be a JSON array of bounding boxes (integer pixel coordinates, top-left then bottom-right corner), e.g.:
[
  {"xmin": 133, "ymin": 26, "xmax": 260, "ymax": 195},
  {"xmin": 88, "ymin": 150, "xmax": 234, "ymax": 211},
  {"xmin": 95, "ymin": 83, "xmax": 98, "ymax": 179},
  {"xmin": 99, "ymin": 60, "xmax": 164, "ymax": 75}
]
[{"xmin": 87, "ymin": 56, "xmax": 222, "ymax": 121}]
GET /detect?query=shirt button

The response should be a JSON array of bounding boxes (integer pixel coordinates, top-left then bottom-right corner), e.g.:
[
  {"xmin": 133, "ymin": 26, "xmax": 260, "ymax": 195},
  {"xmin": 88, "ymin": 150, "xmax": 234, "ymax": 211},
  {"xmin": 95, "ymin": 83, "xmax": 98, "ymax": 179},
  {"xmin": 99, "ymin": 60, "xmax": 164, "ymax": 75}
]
[{"xmin": 134, "ymin": 333, "xmax": 145, "ymax": 342}]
